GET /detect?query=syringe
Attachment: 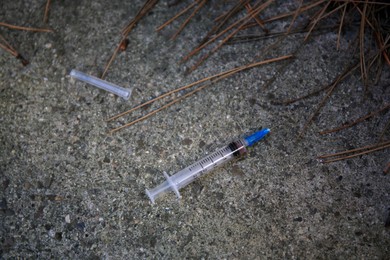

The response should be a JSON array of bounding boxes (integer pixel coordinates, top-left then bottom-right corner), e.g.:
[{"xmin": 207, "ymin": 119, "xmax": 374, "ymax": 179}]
[{"xmin": 145, "ymin": 128, "xmax": 270, "ymax": 203}]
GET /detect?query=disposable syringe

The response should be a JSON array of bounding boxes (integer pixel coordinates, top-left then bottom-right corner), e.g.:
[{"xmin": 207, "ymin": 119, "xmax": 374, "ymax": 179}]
[{"xmin": 145, "ymin": 128, "xmax": 270, "ymax": 203}]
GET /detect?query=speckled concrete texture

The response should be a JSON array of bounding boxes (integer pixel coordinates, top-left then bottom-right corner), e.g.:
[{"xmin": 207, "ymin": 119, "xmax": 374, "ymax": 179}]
[{"xmin": 1, "ymin": 1, "xmax": 389, "ymax": 258}]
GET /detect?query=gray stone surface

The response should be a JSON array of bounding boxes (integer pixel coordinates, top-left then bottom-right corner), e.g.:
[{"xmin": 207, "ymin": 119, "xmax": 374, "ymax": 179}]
[{"xmin": 1, "ymin": 0, "xmax": 389, "ymax": 258}]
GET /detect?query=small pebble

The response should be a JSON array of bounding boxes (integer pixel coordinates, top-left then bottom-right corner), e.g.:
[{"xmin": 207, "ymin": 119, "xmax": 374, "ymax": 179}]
[
  {"xmin": 48, "ymin": 229, "xmax": 56, "ymax": 238},
  {"xmin": 65, "ymin": 214, "xmax": 71, "ymax": 223}
]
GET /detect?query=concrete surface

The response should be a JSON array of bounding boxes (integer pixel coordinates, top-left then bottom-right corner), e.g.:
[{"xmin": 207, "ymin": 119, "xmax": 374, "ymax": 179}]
[{"xmin": 1, "ymin": 0, "xmax": 389, "ymax": 258}]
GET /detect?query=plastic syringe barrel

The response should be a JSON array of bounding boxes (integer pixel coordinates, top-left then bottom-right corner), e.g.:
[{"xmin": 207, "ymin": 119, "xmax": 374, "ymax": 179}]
[
  {"xmin": 145, "ymin": 128, "xmax": 270, "ymax": 203},
  {"xmin": 146, "ymin": 139, "xmax": 248, "ymax": 203}
]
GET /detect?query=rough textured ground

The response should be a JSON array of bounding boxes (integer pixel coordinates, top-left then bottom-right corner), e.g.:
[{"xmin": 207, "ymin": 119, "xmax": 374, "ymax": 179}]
[{"xmin": 1, "ymin": 1, "xmax": 389, "ymax": 259}]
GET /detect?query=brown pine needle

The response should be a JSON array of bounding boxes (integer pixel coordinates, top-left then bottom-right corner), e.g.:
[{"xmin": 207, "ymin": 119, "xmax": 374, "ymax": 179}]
[
  {"xmin": 107, "ymin": 55, "xmax": 293, "ymax": 133},
  {"xmin": 244, "ymin": 3, "xmax": 268, "ymax": 33},
  {"xmin": 121, "ymin": 0, "xmax": 159, "ymax": 36},
  {"xmin": 313, "ymin": 2, "xmax": 349, "ymax": 23},
  {"xmin": 263, "ymin": 0, "xmax": 326, "ymax": 24},
  {"xmin": 101, "ymin": 37, "xmax": 124, "ymax": 79},
  {"xmin": 0, "ymin": 42, "xmax": 17, "ymax": 56},
  {"xmin": 304, "ymin": 1, "xmax": 331, "ymax": 42},
  {"xmin": 378, "ymin": 118, "xmax": 390, "ymax": 142},
  {"xmin": 0, "ymin": 35, "xmax": 17, "ymax": 56},
  {"xmin": 211, "ymin": 0, "xmax": 251, "ymax": 38},
  {"xmin": 297, "ymin": 61, "xmax": 360, "ymax": 138},
  {"xmin": 373, "ymin": 19, "xmax": 390, "ymax": 65},
  {"xmin": 0, "ymin": 34, "xmax": 29, "ymax": 65},
  {"xmin": 384, "ymin": 161, "xmax": 390, "ymax": 174},
  {"xmin": 337, "ymin": 4, "xmax": 348, "ymax": 50},
  {"xmin": 108, "ymin": 83, "xmax": 210, "ymax": 134},
  {"xmin": 0, "ymin": 22, "xmax": 53, "ymax": 32},
  {"xmin": 319, "ymin": 104, "xmax": 390, "ymax": 135},
  {"xmin": 335, "ymin": 1, "xmax": 389, "ymax": 4},
  {"xmin": 106, "ymin": 65, "xmax": 239, "ymax": 121},
  {"xmin": 228, "ymin": 24, "xmax": 340, "ymax": 45},
  {"xmin": 181, "ymin": 9, "xmax": 249, "ymax": 63},
  {"xmin": 102, "ymin": 0, "xmax": 158, "ymax": 78},
  {"xmin": 171, "ymin": 0, "xmax": 207, "ymax": 40},
  {"xmin": 188, "ymin": 0, "xmax": 275, "ymax": 72},
  {"xmin": 156, "ymin": 1, "xmax": 198, "ymax": 32},
  {"xmin": 285, "ymin": 0, "xmax": 303, "ymax": 35},
  {"xmin": 318, "ymin": 140, "xmax": 390, "ymax": 163},
  {"xmin": 353, "ymin": 2, "xmax": 376, "ymax": 30},
  {"xmin": 277, "ymin": 83, "xmax": 332, "ymax": 105},
  {"xmin": 214, "ymin": 0, "xmax": 251, "ymax": 24},
  {"xmin": 181, "ymin": 0, "xmax": 270, "ymax": 64},
  {"xmin": 359, "ymin": 1, "xmax": 368, "ymax": 85},
  {"xmin": 319, "ymin": 140, "xmax": 390, "ymax": 159},
  {"xmin": 107, "ymin": 54, "xmax": 292, "ymax": 121},
  {"xmin": 43, "ymin": 0, "xmax": 51, "ymax": 23}
]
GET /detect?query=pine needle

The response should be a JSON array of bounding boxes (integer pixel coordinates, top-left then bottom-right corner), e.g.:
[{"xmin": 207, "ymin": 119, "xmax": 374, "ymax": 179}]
[
  {"xmin": 319, "ymin": 104, "xmax": 390, "ymax": 135},
  {"xmin": 318, "ymin": 140, "xmax": 390, "ymax": 163},
  {"xmin": 0, "ymin": 34, "xmax": 29, "ymax": 65},
  {"xmin": 0, "ymin": 22, "xmax": 53, "ymax": 32},
  {"xmin": 156, "ymin": 1, "xmax": 198, "ymax": 32},
  {"xmin": 171, "ymin": 0, "xmax": 207, "ymax": 40},
  {"xmin": 102, "ymin": 0, "xmax": 158, "ymax": 78},
  {"xmin": 297, "ymin": 61, "xmax": 360, "ymax": 138},
  {"xmin": 43, "ymin": 0, "xmax": 51, "ymax": 23},
  {"xmin": 107, "ymin": 55, "xmax": 293, "ymax": 133}
]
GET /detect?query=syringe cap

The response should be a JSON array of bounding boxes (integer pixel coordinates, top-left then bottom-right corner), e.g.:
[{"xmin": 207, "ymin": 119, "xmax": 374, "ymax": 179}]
[{"xmin": 244, "ymin": 128, "xmax": 270, "ymax": 146}]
